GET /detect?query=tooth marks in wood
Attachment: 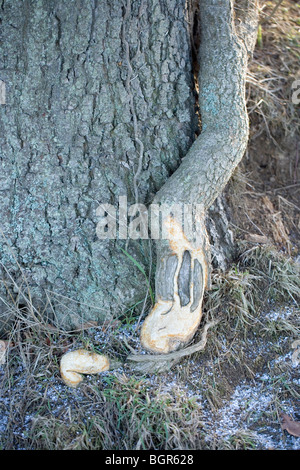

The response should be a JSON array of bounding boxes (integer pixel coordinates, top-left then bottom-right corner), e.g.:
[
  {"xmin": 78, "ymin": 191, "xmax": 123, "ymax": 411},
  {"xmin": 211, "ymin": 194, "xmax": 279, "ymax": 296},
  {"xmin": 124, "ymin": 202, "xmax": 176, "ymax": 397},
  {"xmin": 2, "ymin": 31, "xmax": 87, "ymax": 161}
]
[
  {"xmin": 156, "ymin": 254, "xmax": 178, "ymax": 301},
  {"xmin": 190, "ymin": 259, "xmax": 203, "ymax": 313},
  {"xmin": 177, "ymin": 250, "xmax": 191, "ymax": 307}
]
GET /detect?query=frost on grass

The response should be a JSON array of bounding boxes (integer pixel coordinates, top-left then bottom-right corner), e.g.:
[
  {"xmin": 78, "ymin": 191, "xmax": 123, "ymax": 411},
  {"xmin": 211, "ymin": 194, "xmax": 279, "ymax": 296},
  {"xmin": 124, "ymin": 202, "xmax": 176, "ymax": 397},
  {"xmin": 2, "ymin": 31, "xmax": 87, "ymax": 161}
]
[
  {"xmin": 0, "ymin": 304, "xmax": 299, "ymax": 450},
  {"xmin": 203, "ymin": 374, "xmax": 299, "ymax": 450}
]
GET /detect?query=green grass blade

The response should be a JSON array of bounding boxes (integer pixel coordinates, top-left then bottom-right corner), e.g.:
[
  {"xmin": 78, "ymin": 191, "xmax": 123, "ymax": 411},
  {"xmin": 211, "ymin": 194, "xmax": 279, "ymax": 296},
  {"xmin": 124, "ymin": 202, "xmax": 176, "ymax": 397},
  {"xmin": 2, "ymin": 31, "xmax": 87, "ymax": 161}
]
[{"xmin": 120, "ymin": 247, "xmax": 154, "ymax": 303}]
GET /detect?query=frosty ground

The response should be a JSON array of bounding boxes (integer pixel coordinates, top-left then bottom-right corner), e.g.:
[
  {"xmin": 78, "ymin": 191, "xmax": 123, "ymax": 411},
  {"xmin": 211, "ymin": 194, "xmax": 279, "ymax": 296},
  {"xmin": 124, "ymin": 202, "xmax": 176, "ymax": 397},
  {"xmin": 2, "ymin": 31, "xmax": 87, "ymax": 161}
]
[{"xmin": 0, "ymin": 298, "xmax": 299, "ymax": 450}]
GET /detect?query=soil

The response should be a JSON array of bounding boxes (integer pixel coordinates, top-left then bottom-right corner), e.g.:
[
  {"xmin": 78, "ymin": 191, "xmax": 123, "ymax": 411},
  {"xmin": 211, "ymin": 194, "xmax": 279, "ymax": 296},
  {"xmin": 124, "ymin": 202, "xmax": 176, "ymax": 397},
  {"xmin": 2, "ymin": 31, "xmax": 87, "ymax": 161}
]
[{"xmin": 0, "ymin": 304, "xmax": 299, "ymax": 450}]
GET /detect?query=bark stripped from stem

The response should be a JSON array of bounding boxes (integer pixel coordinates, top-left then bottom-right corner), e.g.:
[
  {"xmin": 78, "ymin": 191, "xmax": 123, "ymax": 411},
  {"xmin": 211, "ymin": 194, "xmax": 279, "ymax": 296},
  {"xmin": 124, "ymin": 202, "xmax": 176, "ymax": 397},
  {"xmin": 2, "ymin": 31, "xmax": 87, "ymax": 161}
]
[{"xmin": 140, "ymin": 0, "xmax": 258, "ymax": 356}]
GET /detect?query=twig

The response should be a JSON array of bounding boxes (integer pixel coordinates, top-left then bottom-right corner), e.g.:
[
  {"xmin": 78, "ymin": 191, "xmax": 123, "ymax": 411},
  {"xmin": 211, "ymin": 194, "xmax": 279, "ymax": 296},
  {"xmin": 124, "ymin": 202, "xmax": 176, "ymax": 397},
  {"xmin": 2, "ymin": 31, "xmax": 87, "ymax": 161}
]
[
  {"xmin": 260, "ymin": 0, "xmax": 284, "ymax": 25},
  {"xmin": 127, "ymin": 319, "xmax": 219, "ymax": 364},
  {"xmin": 277, "ymin": 195, "xmax": 300, "ymax": 212},
  {"xmin": 272, "ymin": 183, "xmax": 300, "ymax": 192}
]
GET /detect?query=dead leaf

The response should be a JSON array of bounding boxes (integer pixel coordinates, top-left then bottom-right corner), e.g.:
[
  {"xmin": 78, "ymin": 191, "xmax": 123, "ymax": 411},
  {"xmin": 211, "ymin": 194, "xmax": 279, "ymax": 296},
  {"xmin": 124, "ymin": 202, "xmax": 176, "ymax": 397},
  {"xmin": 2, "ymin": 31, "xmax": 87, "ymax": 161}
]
[
  {"xmin": 291, "ymin": 340, "xmax": 300, "ymax": 367},
  {"xmin": 280, "ymin": 413, "xmax": 300, "ymax": 437},
  {"xmin": 292, "ymin": 339, "xmax": 300, "ymax": 349}
]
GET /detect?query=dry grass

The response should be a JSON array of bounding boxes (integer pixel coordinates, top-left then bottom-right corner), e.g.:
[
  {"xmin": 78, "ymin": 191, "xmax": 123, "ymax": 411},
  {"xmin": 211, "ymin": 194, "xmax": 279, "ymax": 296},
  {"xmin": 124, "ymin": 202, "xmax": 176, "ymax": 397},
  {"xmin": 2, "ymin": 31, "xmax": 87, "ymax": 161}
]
[
  {"xmin": 227, "ymin": 0, "xmax": 300, "ymax": 258},
  {"xmin": 247, "ymin": 0, "xmax": 299, "ymax": 142},
  {"xmin": 0, "ymin": 241, "xmax": 299, "ymax": 450}
]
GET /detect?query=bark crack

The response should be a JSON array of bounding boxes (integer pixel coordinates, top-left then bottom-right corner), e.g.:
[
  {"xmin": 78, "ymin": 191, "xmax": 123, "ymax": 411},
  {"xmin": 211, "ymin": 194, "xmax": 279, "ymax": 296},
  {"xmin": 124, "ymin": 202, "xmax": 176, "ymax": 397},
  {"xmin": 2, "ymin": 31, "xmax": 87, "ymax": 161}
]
[{"xmin": 122, "ymin": 0, "xmax": 145, "ymax": 205}]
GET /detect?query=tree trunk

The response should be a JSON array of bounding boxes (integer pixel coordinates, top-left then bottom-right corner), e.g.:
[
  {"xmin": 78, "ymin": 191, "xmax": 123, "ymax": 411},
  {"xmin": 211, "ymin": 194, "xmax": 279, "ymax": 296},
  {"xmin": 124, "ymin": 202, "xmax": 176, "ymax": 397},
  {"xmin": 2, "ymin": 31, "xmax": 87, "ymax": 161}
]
[
  {"xmin": 0, "ymin": 0, "xmax": 197, "ymax": 329},
  {"xmin": 0, "ymin": 1, "xmax": 258, "ymax": 340}
]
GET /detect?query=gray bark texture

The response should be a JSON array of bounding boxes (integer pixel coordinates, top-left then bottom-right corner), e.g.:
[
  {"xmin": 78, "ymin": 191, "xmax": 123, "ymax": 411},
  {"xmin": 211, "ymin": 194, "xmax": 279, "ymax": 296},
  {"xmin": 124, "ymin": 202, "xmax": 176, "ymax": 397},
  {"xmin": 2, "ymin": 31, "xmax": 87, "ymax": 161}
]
[{"xmin": 0, "ymin": 0, "xmax": 258, "ymax": 331}]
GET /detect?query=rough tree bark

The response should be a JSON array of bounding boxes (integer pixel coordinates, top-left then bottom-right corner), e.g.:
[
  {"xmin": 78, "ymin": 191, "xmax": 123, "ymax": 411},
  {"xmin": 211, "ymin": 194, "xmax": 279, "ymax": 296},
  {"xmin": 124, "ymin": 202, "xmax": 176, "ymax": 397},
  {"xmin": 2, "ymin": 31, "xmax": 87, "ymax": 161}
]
[
  {"xmin": 0, "ymin": 0, "xmax": 196, "ymax": 329},
  {"xmin": 0, "ymin": 0, "xmax": 258, "ymax": 347}
]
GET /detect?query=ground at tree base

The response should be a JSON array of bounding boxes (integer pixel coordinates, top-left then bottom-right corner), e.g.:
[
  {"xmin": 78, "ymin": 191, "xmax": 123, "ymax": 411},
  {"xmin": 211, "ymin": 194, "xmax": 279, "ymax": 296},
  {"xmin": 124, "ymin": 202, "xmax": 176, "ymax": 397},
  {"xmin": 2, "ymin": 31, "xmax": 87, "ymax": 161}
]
[{"xmin": 0, "ymin": 308, "xmax": 299, "ymax": 450}]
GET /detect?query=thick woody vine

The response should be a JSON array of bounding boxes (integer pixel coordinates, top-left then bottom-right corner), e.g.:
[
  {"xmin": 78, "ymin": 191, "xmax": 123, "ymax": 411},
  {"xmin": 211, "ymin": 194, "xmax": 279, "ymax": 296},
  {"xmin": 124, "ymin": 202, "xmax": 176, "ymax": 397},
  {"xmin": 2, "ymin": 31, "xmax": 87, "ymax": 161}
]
[{"xmin": 60, "ymin": 0, "xmax": 259, "ymax": 386}]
